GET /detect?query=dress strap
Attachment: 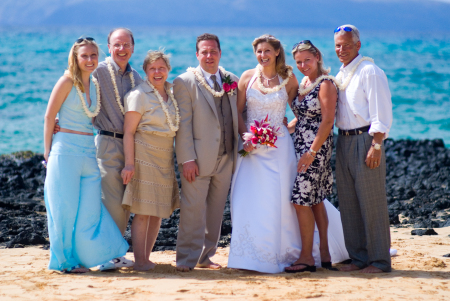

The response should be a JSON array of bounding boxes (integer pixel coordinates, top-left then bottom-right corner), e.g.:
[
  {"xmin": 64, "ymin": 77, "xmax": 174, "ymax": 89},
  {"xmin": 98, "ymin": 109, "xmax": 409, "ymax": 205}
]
[{"xmin": 246, "ymin": 71, "xmax": 258, "ymax": 93}]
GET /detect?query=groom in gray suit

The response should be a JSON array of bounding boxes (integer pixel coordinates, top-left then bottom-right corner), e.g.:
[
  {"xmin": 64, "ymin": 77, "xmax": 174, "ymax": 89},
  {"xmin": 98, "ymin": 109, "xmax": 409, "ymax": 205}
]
[{"xmin": 173, "ymin": 33, "xmax": 239, "ymax": 271}]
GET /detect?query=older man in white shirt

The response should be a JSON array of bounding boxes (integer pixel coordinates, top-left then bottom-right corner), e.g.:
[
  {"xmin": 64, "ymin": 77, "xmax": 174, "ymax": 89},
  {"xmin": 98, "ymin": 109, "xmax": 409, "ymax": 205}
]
[{"xmin": 334, "ymin": 24, "xmax": 393, "ymax": 273}]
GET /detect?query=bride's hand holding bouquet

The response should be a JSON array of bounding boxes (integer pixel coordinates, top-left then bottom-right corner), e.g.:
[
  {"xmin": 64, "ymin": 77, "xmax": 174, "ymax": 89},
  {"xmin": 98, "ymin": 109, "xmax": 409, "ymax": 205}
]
[{"xmin": 238, "ymin": 115, "xmax": 280, "ymax": 157}]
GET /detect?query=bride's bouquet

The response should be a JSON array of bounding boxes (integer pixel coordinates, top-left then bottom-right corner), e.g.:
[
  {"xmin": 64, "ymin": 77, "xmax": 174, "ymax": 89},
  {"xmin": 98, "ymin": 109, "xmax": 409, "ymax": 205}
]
[{"xmin": 238, "ymin": 115, "xmax": 280, "ymax": 157}]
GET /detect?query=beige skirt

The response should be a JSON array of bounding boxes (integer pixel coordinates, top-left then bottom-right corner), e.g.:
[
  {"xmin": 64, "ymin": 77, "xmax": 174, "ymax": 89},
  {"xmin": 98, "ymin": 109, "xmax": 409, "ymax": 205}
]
[{"xmin": 122, "ymin": 131, "xmax": 180, "ymax": 218}]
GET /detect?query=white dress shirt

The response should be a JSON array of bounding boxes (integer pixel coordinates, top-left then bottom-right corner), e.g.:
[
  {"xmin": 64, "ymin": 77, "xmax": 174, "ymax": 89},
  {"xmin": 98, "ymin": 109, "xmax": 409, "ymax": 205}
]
[
  {"xmin": 201, "ymin": 67, "xmax": 223, "ymax": 89},
  {"xmin": 336, "ymin": 54, "xmax": 393, "ymax": 138}
]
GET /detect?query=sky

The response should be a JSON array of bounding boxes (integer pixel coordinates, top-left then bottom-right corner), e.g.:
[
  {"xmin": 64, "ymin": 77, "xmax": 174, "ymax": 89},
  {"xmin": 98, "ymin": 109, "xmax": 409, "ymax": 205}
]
[{"xmin": 1, "ymin": 0, "xmax": 450, "ymax": 31}]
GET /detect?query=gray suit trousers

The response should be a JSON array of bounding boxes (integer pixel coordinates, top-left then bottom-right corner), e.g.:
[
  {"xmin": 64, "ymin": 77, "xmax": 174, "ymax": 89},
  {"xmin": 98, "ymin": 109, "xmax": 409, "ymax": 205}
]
[
  {"xmin": 336, "ymin": 132, "xmax": 391, "ymax": 272},
  {"xmin": 176, "ymin": 153, "xmax": 233, "ymax": 268},
  {"xmin": 95, "ymin": 134, "xmax": 130, "ymax": 235}
]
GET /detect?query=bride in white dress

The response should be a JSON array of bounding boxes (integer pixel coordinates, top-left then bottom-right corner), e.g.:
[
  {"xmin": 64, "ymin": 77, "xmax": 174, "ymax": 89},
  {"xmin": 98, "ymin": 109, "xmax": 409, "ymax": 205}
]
[{"xmin": 227, "ymin": 35, "xmax": 349, "ymax": 273}]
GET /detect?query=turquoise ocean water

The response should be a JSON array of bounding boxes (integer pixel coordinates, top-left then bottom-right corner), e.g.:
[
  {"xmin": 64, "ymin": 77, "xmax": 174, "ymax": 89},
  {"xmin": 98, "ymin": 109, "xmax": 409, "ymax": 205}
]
[{"xmin": 1, "ymin": 26, "xmax": 450, "ymax": 154}]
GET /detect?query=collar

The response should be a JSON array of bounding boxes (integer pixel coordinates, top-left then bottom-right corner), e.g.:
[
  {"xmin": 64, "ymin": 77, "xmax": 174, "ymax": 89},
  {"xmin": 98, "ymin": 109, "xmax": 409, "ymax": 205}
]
[
  {"xmin": 340, "ymin": 54, "xmax": 362, "ymax": 73},
  {"xmin": 109, "ymin": 58, "xmax": 133, "ymax": 75},
  {"xmin": 200, "ymin": 66, "xmax": 221, "ymax": 81},
  {"xmin": 142, "ymin": 80, "xmax": 174, "ymax": 93}
]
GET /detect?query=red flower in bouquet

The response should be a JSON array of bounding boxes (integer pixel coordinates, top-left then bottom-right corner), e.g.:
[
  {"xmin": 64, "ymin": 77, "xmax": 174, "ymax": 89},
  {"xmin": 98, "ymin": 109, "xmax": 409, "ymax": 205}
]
[{"xmin": 238, "ymin": 115, "xmax": 280, "ymax": 157}]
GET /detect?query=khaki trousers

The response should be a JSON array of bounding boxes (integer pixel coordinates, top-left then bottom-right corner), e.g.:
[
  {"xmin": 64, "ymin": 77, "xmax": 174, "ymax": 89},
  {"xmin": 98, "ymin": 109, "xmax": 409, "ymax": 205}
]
[
  {"xmin": 176, "ymin": 153, "xmax": 233, "ymax": 268},
  {"xmin": 95, "ymin": 134, "xmax": 130, "ymax": 235}
]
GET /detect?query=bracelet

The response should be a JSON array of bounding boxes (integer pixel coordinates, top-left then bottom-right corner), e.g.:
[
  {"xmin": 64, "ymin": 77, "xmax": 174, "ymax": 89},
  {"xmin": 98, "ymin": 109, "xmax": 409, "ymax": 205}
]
[
  {"xmin": 307, "ymin": 151, "xmax": 315, "ymax": 159},
  {"xmin": 309, "ymin": 148, "xmax": 317, "ymax": 156}
]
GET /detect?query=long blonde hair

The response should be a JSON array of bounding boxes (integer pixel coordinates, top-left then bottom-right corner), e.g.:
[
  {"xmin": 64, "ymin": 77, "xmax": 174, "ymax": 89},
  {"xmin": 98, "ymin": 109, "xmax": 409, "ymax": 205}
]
[
  {"xmin": 252, "ymin": 34, "xmax": 293, "ymax": 79},
  {"xmin": 66, "ymin": 38, "xmax": 100, "ymax": 93}
]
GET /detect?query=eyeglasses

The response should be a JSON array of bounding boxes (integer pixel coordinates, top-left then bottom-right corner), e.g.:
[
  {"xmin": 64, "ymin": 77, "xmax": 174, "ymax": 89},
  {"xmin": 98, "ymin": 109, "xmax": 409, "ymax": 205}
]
[
  {"xmin": 334, "ymin": 26, "xmax": 353, "ymax": 33},
  {"xmin": 110, "ymin": 42, "xmax": 133, "ymax": 49},
  {"xmin": 76, "ymin": 37, "xmax": 95, "ymax": 43},
  {"xmin": 292, "ymin": 40, "xmax": 314, "ymax": 50}
]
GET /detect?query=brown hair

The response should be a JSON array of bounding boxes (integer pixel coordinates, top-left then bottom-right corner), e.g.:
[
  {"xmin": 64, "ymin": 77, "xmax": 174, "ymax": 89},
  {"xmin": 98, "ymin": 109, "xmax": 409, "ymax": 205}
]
[
  {"xmin": 107, "ymin": 27, "xmax": 135, "ymax": 45},
  {"xmin": 142, "ymin": 49, "xmax": 172, "ymax": 72},
  {"xmin": 292, "ymin": 41, "xmax": 330, "ymax": 75},
  {"xmin": 196, "ymin": 33, "xmax": 221, "ymax": 52},
  {"xmin": 66, "ymin": 38, "xmax": 100, "ymax": 93},
  {"xmin": 252, "ymin": 34, "xmax": 293, "ymax": 79}
]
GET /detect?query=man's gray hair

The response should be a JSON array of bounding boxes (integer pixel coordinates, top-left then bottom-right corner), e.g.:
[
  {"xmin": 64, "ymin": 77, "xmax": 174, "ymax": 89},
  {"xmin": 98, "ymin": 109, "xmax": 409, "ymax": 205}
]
[{"xmin": 334, "ymin": 24, "xmax": 360, "ymax": 43}]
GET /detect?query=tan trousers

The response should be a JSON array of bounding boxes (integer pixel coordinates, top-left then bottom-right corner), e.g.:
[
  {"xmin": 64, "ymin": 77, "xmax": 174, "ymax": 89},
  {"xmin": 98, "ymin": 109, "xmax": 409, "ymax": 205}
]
[
  {"xmin": 95, "ymin": 134, "xmax": 130, "ymax": 235},
  {"xmin": 176, "ymin": 153, "xmax": 233, "ymax": 268}
]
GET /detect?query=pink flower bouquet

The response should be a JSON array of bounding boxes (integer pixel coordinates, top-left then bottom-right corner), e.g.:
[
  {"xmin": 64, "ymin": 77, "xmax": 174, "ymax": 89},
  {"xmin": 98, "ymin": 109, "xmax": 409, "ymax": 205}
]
[{"xmin": 238, "ymin": 115, "xmax": 280, "ymax": 157}]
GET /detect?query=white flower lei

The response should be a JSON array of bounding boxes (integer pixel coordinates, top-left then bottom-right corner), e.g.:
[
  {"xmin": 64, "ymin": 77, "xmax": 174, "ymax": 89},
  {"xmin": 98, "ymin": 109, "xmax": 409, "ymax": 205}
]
[
  {"xmin": 146, "ymin": 80, "xmax": 180, "ymax": 132},
  {"xmin": 298, "ymin": 75, "xmax": 338, "ymax": 96},
  {"xmin": 106, "ymin": 57, "xmax": 135, "ymax": 115},
  {"xmin": 187, "ymin": 66, "xmax": 229, "ymax": 98},
  {"xmin": 255, "ymin": 64, "xmax": 293, "ymax": 94},
  {"xmin": 336, "ymin": 57, "xmax": 374, "ymax": 90},
  {"xmin": 75, "ymin": 77, "xmax": 101, "ymax": 118}
]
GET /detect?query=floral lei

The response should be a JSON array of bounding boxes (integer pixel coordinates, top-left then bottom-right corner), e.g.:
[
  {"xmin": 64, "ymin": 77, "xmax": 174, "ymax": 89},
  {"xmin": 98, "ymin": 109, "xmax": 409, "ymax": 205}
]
[
  {"xmin": 255, "ymin": 64, "xmax": 293, "ymax": 94},
  {"xmin": 336, "ymin": 57, "xmax": 374, "ymax": 90},
  {"xmin": 298, "ymin": 75, "xmax": 338, "ymax": 96},
  {"xmin": 187, "ymin": 66, "xmax": 231, "ymax": 97},
  {"xmin": 106, "ymin": 57, "xmax": 135, "ymax": 114},
  {"xmin": 74, "ymin": 77, "xmax": 101, "ymax": 118},
  {"xmin": 146, "ymin": 80, "xmax": 180, "ymax": 132}
]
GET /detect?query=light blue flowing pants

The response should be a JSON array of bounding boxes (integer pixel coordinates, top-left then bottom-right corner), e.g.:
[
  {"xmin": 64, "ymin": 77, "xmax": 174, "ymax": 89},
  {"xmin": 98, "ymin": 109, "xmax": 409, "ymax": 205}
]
[{"xmin": 44, "ymin": 133, "xmax": 129, "ymax": 271}]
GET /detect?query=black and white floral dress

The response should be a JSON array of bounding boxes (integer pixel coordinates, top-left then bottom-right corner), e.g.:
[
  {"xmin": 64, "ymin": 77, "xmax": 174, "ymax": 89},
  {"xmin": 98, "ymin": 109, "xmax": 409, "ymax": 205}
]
[{"xmin": 291, "ymin": 79, "xmax": 336, "ymax": 206}]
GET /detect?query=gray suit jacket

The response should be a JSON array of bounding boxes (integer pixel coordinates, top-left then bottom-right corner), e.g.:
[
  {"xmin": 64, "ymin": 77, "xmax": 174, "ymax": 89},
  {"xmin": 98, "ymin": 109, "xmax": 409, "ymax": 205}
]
[{"xmin": 174, "ymin": 66, "xmax": 239, "ymax": 176}]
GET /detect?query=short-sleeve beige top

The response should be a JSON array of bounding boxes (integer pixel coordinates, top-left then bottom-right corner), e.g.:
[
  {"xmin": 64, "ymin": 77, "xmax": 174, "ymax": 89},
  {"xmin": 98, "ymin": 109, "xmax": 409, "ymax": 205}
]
[{"xmin": 122, "ymin": 80, "xmax": 180, "ymax": 218}]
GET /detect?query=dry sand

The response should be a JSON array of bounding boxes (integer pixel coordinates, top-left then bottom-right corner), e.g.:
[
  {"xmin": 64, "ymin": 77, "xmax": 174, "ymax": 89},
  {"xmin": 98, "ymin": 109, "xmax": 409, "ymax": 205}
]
[{"xmin": 1, "ymin": 226, "xmax": 450, "ymax": 301}]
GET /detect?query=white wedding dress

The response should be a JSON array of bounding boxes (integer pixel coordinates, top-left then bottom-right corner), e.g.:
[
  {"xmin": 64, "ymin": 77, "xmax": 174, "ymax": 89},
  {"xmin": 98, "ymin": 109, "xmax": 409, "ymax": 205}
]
[{"xmin": 227, "ymin": 74, "xmax": 349, "ymax": 273}]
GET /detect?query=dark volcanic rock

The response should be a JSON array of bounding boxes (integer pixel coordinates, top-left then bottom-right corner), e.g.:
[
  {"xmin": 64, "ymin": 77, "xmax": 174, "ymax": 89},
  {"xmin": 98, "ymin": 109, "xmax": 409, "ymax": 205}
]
[
  {"xmin": 2, "ymin": 139, "xmax": 450, "ymax": 250},
  {"xmin": 411, "ymin": 228, "xmax": 438, "ymax": 236}
]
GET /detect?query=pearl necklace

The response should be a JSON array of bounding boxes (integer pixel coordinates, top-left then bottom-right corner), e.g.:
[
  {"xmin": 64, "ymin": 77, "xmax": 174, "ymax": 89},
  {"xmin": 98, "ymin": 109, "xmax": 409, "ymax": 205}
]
[
  {"xmin": 106, "ymin": 57, "xmax": 135, "ymax": 115},
  {"xmin": 298, "ymin": 75, "xmax": 338, "ymax": 96},
  {"xmin": 336, "ymin": 57, "xmax": 374, "ymax": 90},
  {"xmin": 146, "ymin": 80, "xmax": 180, "ymax": 132},
  {"xmin": 187, "ymin": 66, "xmax": 229, "ymax": 98},
  {"xmin": 74, "ymin": 77, "xmax": 101, "ymax": 118},
  {"xmin": 255, "ymin": 64, "xmax": 292, "ymax": 94}
]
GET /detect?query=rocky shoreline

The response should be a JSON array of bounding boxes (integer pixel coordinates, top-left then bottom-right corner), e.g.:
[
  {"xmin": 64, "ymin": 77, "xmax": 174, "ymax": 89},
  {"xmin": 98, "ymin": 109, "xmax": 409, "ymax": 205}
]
[{"xmin": 1, "ymin": 138, "xmax": 450, "ymax": 250}]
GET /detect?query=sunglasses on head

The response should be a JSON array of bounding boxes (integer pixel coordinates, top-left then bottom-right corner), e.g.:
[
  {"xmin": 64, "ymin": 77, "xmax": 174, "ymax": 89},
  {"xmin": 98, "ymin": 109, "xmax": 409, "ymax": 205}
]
[
  {"xmin": 334, "ymin": 26, "xmax": 353, "ymax": 33},
  {"xmin": 292, "ymin": 40, "xmax": 314, "ymax": 50},
  {"xmin": 76, "ymin": 37, "xmax": 95, "ymax": 43}
]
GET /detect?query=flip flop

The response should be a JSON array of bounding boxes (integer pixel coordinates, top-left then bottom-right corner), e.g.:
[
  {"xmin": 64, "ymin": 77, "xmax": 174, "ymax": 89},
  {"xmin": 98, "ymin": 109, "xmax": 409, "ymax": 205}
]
[
  {"xmin": 321, "ymin": 261, "xmax": 339, "ymax": 271},
  {"xmin": 284, "ymin": 263, "xmax": 316, "ymax": 273}
]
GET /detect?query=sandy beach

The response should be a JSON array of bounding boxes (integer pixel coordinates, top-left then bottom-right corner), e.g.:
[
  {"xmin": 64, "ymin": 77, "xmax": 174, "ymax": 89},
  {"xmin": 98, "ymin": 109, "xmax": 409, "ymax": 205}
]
[{"xmin": 1, "ymin": 226, "xmax": 449, "ymax": 301}]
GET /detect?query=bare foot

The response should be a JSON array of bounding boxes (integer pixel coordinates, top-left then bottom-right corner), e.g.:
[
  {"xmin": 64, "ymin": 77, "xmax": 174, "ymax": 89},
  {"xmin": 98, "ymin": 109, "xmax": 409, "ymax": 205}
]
[
  {"xmin": 133, "ymin": 261, "xmax": 156, "ymax": 271},
  {"xmin": 339, "ymin": 264, "xmax": 361, "ymax": 272},
  {"xmin": 70, "ymin": 267, "xmax": 90, "ymax": 273},
  {"xmin": 196, "ymin": 262, "xmax": 222, "ymax": 269},
  {"xmin": 176, "ymin": 265, "xmax": 192, "ymax": 272},
  {"xmin": 359, "ymin": 265, "xmax": 384, "ymax": 273}
]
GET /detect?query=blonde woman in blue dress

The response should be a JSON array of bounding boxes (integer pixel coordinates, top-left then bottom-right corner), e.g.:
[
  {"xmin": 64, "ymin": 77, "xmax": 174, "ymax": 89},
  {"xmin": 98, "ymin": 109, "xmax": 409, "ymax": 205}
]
[{"xmin": 43, "ymin": 37, "xmax": 129, "ymax": 273}]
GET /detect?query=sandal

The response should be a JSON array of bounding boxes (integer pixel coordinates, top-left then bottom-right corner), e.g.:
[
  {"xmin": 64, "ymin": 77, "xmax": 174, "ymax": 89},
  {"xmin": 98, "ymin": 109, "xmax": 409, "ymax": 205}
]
[
  {"xmin": 321, "ymin": 261, "xmax": 339, "ymax": 271},
  {"xmin": 285, "ymin": 263, "xmax": 316, "ymax": 273},
  {"xmin": 63, "ymin": 265, "xmax": 90, "ymax": 274}
]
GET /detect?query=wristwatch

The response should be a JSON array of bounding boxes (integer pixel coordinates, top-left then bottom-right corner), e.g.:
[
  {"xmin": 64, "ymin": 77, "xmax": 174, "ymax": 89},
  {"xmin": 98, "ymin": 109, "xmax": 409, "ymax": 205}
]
[{"xmin": 371, "ymin": 142, "xmax": 381, "ymax": 150}]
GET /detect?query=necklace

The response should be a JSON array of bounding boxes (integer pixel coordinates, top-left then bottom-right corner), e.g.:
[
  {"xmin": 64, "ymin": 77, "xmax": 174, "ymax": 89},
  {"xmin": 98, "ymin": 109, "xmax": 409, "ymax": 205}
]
[
  {"xmin": 260, "ymin": 72, "xmax": 278, "ymax": 86},
  {"xmin": 146, "ymin": 80, "xmax": 180, "ymax": 132},
  {"xmin": 187, "ymin": 66, "xmax": 229, "ymax": 98},
  {"xmin": 106, "ymin": 57, "xmax": 135, "ymax": 115},
  {"xmin": 255, "ymin": 64, "xmax": 292, "ymax": 94},
  {"xmin": 75, "ymin": 77, "xmax": 101, "ymax": 118},
  {"xmin": 298, "ymin": 75, "xmax": 338, "ymax": 96},
  {"xmin": 336, "ymin": 57, "xmax": 374, "ymax": 90}
]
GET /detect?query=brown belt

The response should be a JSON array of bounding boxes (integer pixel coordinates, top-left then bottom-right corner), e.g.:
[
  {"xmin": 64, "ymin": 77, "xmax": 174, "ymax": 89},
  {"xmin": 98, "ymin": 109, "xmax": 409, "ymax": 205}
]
[{"xmin": 338, "ymin": 125, "xmax": 370, "ymax": 136}]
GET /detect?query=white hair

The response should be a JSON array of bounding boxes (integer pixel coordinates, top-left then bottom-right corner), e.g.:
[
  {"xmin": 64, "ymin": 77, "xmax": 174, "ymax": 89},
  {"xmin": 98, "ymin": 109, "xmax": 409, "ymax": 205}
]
[{"xmin": 334, "ymin": 24, "xmax": 360, "ymax": 43}]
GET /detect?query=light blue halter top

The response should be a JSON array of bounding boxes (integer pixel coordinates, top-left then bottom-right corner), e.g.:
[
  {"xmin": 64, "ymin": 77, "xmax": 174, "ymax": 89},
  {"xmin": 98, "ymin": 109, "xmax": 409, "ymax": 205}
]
[{"xmin": 58, "ymin": 79, "xmax": 98, "ymax": 133}]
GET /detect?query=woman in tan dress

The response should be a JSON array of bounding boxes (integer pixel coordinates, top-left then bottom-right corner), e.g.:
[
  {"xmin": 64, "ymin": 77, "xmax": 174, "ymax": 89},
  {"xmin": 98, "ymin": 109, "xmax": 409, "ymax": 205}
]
[{"xmin": 121, "ymin": 50, "xmax": 180, "ymax": 271}]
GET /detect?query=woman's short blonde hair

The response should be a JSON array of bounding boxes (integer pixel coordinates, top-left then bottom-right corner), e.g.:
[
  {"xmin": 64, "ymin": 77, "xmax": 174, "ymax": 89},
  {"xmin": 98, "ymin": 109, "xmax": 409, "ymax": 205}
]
[
  {"xmin": 292, "ymin": 41, "xmax": 330, "ymax": 75},
  {"xmin": 67, "ymin": 38, "xmax": 100, "ymax": 93},
  {"xmin": 252, "ymin": 34, "xmax": 293, "ymax": 79},
  {"xmin": 142, "ymin": 50, "xmax": 171, "ymax": 72}
]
